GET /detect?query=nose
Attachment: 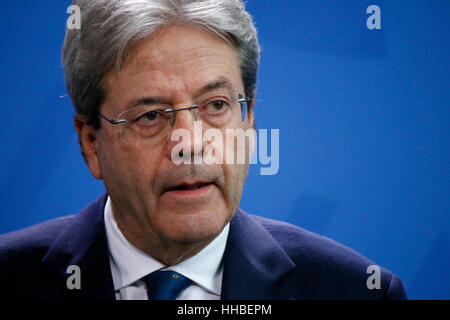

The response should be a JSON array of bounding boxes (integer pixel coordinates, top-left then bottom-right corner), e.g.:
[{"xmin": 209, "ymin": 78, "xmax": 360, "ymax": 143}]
[
  {"xmin": 166, "ymin": 105, "xmax": 199, "ymax": 127},
  {"xmin": 166, "ymin": 104, "xmax": 205, "ymax": 164}
]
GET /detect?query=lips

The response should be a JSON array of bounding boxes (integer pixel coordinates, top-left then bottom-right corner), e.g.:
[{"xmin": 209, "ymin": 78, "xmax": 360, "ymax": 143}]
[
  {"xmin": 166, "ymin": 181, "xmax": 214, "ymax": 192},
  {"xmin": 161, "ymin": 180, "xmax": 215, "ymax": 200},
  {"xmin": 157, "ymin": 170, "xmax": 220, "ymax": 200}
]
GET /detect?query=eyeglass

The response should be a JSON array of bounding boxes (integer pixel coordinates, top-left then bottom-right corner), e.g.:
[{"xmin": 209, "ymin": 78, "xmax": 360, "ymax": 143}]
[{"xmin": 98, "ymin": 94, "xmax": 252, "ymax": 141}]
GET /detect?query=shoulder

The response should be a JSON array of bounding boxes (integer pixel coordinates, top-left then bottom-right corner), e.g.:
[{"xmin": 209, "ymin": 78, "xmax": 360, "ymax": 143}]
[
  {"xmin": 251, "ymin": 214, "xmax": 371, "ymax": 266},
  {"xmin": 0, "ymin": 216, "xmax": 76, "ymax": 299},
  {"xmin": 0, "ymin": 215, "xmax": 74, "ymax": 264},
  {"xmin": 247, "ymin": 213, "xmax": 407, "ymax": 299},
  {"xmin": 0, "ymin": 193, "xmax": 107, "ymax": 262},
  {"xmin": 0, "ymin": 194, "xmax": 107, "ymax": 300}
]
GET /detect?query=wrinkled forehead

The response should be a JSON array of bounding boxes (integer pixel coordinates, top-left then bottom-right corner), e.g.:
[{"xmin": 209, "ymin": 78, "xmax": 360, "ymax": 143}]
[
  {"xmin": 120, "ymin": 24, "xmax": 236, "ymax": 69},
  {"xmin": 103, "ymin": 24, "xmax": 243, "ymax": 108}
]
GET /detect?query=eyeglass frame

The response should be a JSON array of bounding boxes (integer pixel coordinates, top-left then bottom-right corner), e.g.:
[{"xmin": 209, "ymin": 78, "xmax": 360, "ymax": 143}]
[{"xmin": 98, "ymin": 94, "xmax": 252, "ymax": 127}]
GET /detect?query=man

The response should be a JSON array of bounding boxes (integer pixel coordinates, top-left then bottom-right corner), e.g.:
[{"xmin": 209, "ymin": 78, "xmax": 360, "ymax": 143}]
[{"xmin": 0, "ymin": 0, "xmax": 406, "ymax": 300}]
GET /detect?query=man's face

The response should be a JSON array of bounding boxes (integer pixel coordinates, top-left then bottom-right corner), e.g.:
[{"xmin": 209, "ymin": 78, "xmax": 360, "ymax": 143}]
[{"xmin": 86, "ymin": 25, "xmax": 252, "ymax": 248}]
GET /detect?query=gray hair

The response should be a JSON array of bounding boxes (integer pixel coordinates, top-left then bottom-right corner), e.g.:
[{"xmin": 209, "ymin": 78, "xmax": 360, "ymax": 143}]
[{"xmin": 63, "ymin": 0, "xmax": 260, "ymax": 129}]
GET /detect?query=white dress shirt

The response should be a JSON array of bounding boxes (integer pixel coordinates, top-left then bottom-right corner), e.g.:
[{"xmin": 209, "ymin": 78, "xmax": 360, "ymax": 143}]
[{"xmin": 104, "ymin": 196, "xmax": 229, "ymax": 300}]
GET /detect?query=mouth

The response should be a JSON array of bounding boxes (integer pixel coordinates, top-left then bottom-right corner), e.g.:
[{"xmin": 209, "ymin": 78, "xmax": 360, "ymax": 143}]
[
  {"xmin": 166, "ymin": 182, "xmax": 214, "ymax": 192},
  {"xmin": 163, "ymin": 181, "xmax": 216, "ymax": 198}
]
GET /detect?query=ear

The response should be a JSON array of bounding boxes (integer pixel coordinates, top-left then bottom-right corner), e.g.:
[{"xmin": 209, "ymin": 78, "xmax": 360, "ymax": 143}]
[
  {"xmin": 74, "ymin": 115, "xmax": 102, "ymax": 179},
  {"xmin": 246, "ymin": 94, "xmax": 256, "ymax": 129}
]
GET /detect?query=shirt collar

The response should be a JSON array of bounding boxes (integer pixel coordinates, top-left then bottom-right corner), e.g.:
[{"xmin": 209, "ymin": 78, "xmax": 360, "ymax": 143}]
[{"xmin": 104, "ymin": 196, "xmax": 229, "ymax": 295}]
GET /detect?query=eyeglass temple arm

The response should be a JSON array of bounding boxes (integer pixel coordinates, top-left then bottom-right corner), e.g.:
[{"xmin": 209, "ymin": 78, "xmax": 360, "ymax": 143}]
[
  {"xmin": 238, "ymin": 95, "xmax": 252, "ymax": 121},
  {"xmin": 98, "ymin": 112, "xmax": 126, "ymax": 125},
  {"xmin": 238, "ymin": 95, "xmax": 252, "ymax": 103}
]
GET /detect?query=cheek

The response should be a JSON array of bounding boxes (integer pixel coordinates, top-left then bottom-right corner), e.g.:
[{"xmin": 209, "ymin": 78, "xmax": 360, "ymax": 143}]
[
  {"xmin": 221, "ymin": 163, "xmax": 249, "ymax": 204},
  {"xmin": 98, "ymin": 133, "xmax": 164, "ymax": 195},
  {"xmin": 217, "ymin": 130, "xmax": 252, "ymax": 205},
  {"xmin": 99, "ymin": 134, "xmax": 133, "ymax": 176}
]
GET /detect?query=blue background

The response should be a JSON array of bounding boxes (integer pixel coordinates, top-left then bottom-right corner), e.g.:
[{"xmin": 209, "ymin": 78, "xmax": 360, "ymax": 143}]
[{"xmin": 0, "ymin": 1, "xmax": 448, "ymax": 299}]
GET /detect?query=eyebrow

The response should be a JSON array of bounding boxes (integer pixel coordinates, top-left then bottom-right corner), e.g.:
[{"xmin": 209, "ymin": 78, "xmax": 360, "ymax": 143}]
[
  {"xmin": 195, "ymin": 77, "xmax": 236, "ymax": 98},
  {"xmin": 124, "ymin": 76, "xmax": 237, "ymax": 110},
  {"xmin": 126, "ymin": 96, "xmax": 161, "ymax": 110}
]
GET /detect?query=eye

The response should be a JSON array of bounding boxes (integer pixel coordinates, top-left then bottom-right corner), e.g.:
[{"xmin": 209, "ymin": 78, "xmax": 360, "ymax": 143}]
[
  {"xmin": 137, "ymin": 110, "xmax": 164, "ymax": 124},
  {"xmin": 204, "ymin": 100, "xmax": 229, "ymax": 114}
]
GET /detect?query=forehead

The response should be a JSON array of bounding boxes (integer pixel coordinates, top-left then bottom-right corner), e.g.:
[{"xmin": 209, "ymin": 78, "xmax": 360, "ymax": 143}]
[{"xmin": 104, "ymin": 24, "xmax": 243, "ymax": 106}]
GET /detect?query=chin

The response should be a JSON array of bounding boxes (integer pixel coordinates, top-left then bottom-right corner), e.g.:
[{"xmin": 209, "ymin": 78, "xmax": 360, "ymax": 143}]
[{"xmin": 157, "ymin": 208, "xmax": 229, "ymax": 243}]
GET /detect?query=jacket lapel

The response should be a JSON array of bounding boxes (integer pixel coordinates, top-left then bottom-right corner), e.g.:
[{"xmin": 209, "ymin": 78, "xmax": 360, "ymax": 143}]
[
  {"xmin": 41, "ymin": 193, "xmax": 115, "ymax": 300},
  {"xmin": 40, "ymin": 195, "xmax": 295, "ymax": 300},
  {"xmin": 221, "ymin": 209, "xmax": 296, "ymax": 300}
]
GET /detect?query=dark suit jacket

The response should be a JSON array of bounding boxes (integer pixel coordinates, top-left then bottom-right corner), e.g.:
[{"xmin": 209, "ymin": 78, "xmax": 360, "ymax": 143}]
[{"xmin": 0, "ymin": 193, "xmax": 406, "ymax": 300}]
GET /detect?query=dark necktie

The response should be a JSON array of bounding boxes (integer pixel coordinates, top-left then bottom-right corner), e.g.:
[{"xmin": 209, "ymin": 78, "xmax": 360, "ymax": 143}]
[{"xmin": 142, "ymin": 270, "xmax": 193, "ymax": 300}]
